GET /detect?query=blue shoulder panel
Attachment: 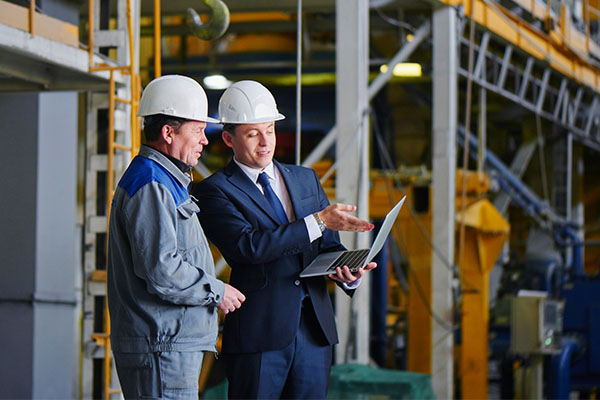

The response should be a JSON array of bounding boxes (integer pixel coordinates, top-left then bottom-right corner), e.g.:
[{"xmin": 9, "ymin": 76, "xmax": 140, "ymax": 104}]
[{"xmin": 119, "ymin": 156, "xmax": 188, "ymax": 206}]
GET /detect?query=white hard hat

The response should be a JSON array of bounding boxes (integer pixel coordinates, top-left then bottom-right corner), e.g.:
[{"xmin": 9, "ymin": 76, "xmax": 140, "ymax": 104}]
[
  {"xmin": 138, "ymin": 75, "xmax": 218, "ymax": 123},
  {"xmin": 218, "ymin": 80, "xmax": 285, "ymax": 124}
]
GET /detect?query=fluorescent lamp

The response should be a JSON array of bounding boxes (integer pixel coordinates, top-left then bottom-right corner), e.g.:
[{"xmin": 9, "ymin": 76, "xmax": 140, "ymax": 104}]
[
  {"xmin": 392, "ymin": 62, "xmax": 421, "ymax": 77},
  {"xmin": 379, "ymin": 63, "xmax": 422, "ymax": 77},
  {"xmin": 203, "ymin": 74, "xmax": 232, "ymax": 90}
]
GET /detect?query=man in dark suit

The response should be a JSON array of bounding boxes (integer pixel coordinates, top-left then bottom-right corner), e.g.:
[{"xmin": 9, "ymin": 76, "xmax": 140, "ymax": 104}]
[{"xmin": 193, "ymin": 80, "xmax": 376, "ymax": 399}]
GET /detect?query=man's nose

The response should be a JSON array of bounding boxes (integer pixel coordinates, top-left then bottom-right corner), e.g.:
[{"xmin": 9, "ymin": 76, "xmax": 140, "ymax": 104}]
[{"xmin": 258, "ymin": 133, "xmax": 268, "ymax": 145}]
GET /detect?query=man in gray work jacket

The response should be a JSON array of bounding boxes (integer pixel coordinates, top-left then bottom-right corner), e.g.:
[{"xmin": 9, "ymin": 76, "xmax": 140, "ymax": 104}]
[{"xmin": 107, "ymin": 75, "xmax": 245, "ymax": 400}]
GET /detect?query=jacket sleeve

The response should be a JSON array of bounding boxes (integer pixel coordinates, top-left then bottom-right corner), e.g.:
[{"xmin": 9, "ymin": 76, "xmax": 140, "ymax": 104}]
[
  {"xmin": 196, "ymin": 182, "xmax": 312, "ymax": 265},
  {"xmin": 312, "ymin": 170, "xmax": 346, "ymax": 254},
  {"xmin": 123, "ymin": 181, "xmax": 225, "ymax": 306}
]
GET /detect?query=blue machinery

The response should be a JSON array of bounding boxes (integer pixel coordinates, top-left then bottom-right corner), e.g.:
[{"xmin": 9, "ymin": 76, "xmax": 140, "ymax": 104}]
[{"xmin": 458, "ymin": 127, "xmax": 600, "ymax": 397}]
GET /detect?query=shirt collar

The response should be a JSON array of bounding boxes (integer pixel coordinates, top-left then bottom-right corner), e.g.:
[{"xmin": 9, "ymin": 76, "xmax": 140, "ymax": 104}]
[{"xmin": 233, "ymin": 158, "xmax": 276, "ymax": 184}]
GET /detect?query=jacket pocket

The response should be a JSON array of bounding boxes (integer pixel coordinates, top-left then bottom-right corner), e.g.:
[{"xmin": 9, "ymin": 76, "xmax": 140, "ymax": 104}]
[
  {"xmin": 177, "ymin": 198, "xmax": 200, "ymax": 218},
  {"xmin": 176, "ymin": 198, "xmax": 201, "ymax": 251}
]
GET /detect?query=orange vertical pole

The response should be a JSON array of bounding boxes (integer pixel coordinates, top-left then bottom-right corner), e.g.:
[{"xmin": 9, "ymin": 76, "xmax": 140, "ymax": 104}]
[
  {"xmin": 88, "ymin": 0, "xmax": 94, "ymax": 69},
  {"xmin": 104, "ymin": 69, "xmax": 116, "ymax": 400},
  {"xmin": 29, "ymin": 0, "xmax": 34, "ymax": 34},
  {"xmin": 127, "ymin": 0, "xmax": 138, "ymax": 159},
  {"xmin": 154, "ymin": 0, "xmax": 161, "ymax": 77},
  {"xmin": 107, "ymin": 70, "xmax": 115, "ymax": 231}
]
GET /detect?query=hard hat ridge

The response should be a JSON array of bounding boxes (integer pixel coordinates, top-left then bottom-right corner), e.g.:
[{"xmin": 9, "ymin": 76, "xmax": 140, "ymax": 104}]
[
  {"xmin": 218, "ymin": 80, "xmax": 285, "ymax": 124},
  {"xmin": 137, "ymin": 74, "xmax": 218, "ymax": 123}
]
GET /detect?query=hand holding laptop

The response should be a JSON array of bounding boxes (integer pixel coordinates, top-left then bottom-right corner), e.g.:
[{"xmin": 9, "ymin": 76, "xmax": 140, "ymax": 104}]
[
  {"xmin": 300, "ymin": 197, "xmax": 406, "ymax": 278},
  {"xmin": 317, "ymin": 203, "xmax": 375, "ymax": 232},
  {"xmin": 327, "ymin": 262, "xmax": 378, "ymax": 284}
]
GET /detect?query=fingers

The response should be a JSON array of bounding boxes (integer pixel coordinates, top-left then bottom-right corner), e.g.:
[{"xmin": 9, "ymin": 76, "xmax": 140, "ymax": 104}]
[
  {"xmin": 341, "ymin": 215, "xmax": 375, "ymax": 232},
  {"xmin": 364, "ymin": 262, "xmax": 377, "ymax": 271},
  {"xmin": 328, "ymin": 266, "xmax": 358, "ymax": 283},
  {"xmin": 218, "ymin": 284, "xmax": 246, "ymax": 315},
  {"xmin": 328, "ymin": 263, "xmax": 377, "ymax": 284},
  {"xmin": 332, "ymin": 204, "xmax": 356, "ymax": 213},
  {"xmin": 321, "ymin": 203, "xmax": 374, "ymax": 232}
]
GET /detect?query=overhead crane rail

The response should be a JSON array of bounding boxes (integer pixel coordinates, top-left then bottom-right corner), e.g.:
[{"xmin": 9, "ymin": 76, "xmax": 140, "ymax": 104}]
[
  {"xmin": 454, "ymin": 12, "xmax": 600, "ymax": 152},
  {"xmin": 440, "ymin": 0, "xmax": 600, "ymax": 93}
]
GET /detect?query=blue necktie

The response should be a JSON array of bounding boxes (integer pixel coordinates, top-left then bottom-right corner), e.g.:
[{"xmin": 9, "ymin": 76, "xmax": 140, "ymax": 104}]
[{"xmin": 257, "ymin": 172, "xmax": 288, "ymax": 225}]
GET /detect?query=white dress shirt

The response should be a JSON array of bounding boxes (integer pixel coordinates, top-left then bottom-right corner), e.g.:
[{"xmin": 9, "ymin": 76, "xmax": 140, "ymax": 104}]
[
  {"xmin": 233, "ymin": 159, "xmax": 323, "ymax": 242},
  {"xmin": 233, "ymin": 159, "xmax": 361, "ymax": 290}
]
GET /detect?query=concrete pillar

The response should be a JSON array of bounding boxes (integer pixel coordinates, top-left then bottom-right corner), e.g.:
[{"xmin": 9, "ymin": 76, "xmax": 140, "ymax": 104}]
[
  {"xmin": 0, "ymin": 92, "xmax": 78, "ymax": 399},
  {"xmin": 431, "ymin": 6, "xmax": 457, "ymax": 399},
  {"xmin": 335, "ymin": 0, "xmax": 371, "ymax": 364}
]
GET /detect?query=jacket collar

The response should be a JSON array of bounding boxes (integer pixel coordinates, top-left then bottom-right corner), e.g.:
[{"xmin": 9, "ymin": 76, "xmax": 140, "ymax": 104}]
[{"xmin": 140, "ymin": 145, "xmax": 191, "ymax": 189}]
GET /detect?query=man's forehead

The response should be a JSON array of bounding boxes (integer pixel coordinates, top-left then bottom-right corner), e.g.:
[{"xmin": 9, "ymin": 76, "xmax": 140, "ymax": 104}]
[{"xmin": 239, "ymin": 121, "xmax": 274, "ymax": 131}]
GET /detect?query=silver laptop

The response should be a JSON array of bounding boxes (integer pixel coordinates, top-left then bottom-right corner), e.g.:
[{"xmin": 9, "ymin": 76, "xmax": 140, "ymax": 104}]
[{"xmin": 299, "ymin": 196, "xmax": 406, "ymax": 278}]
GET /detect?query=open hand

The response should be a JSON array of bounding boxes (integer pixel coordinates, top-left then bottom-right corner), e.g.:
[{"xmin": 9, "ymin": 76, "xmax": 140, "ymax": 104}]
[{"xmin": 318, "ymin": 204, "xmax": 374, "ymax": 232}]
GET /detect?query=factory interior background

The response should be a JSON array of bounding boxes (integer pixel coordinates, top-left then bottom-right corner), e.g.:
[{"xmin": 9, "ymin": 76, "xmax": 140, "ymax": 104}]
[{"xmin": 1, "ymin": 0, "xmax": 600, "ymax": 398}]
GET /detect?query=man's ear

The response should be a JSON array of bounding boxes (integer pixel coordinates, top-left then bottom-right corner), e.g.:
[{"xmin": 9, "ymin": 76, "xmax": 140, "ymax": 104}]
[
  {"xmin": 161, "ymin": 124, "xmax": 175, "ymax": 144},
  {"xmin": 222, "ymin": 131, "xmax": 234, "ymax": 149}
]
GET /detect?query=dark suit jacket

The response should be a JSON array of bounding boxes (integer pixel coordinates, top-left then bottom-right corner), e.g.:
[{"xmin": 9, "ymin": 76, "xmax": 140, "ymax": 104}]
[{"xmin": 192, "ymin": 159, "xmax": 350, "ymax": 354}]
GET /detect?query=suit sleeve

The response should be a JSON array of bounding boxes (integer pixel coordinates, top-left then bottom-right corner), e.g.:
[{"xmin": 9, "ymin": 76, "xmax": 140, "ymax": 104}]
[
  {"xmin": 312, "ymin": 171, "xmax": 346, "ymax": 254},
  {"xmin": 194, "ymin": 180, "xmax": 313, "ymax": 265}
]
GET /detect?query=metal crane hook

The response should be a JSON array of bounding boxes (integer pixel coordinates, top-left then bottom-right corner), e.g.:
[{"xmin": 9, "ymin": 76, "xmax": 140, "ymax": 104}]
[{"xmin": 186, "ymin": 0, "xmax": 230, "ymax": 40}]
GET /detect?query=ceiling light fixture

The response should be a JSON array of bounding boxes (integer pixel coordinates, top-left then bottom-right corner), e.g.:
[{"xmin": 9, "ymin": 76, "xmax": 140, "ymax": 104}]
[
  {"xmin": 393, "ymin": 62, "xmax": 422, "ymax": 77},
  {"xmin": 379, "ymin": 63, "xmax": 422, "ymax": 77},
  {"xmin": 203, "ymin": 74, "xmax": 232, "ymax": 90}
]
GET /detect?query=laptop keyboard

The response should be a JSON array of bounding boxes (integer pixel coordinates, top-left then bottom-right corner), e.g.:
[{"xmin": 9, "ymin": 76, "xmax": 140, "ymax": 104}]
[{"xmin": 327, "ymin": 249, "xmax": 370, "ymax": 273}]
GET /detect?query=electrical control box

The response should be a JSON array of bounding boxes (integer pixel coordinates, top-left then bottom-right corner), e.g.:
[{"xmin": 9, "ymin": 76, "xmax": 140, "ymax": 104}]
[{"xmin": 510, "ymin": 293, "xmax": 563, "ymax": 354}]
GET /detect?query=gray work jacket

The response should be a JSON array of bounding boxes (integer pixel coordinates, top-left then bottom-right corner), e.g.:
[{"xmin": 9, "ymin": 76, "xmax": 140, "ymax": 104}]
[{"xmin": 107, "ymin": 145, "xmax": 224, "ymax": 353}]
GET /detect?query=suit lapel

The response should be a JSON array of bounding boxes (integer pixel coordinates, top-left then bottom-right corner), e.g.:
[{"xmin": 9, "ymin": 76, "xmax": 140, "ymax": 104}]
[
  {"xmin": 275, "ymin": 160, "xmax": 309, "ymax": 221},
  {"xmin": 224, "ymin": 160, "xmax": 281, "ymax": 225},
  {"xmin": 276, "ymin": 161, "xmax": 311, "ymax": 269}
]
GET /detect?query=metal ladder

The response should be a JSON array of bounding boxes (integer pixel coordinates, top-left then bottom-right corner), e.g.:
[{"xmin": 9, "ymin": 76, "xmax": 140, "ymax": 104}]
[{"xmin": 82, "ymin": 0, "xmax": 140, "ymax": 398}]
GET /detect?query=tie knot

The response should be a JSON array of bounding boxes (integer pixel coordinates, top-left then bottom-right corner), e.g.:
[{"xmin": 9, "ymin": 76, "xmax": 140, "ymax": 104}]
[{"xmin": 257, "ymin": 172, "xmax": 271, "ymax": 188}]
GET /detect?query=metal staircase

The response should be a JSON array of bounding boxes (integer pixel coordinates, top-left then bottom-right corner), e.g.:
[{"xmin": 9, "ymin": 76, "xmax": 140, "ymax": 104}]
[{"xmin": 82, "ymin": 0, "xmax": 140, "ymax": 398}]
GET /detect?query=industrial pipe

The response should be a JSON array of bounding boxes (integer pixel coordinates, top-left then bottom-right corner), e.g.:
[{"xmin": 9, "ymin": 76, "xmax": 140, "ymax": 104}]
[
  {"xmin": 553, "ymin": 227, "xmax": 584, "ymax": 275},
  {"xmin": 457, "ymin": 126, "xmax": 562, "ymax": 224},
  {"xmin": 550, "ymin": 338, "xmax": 581, "ymax": 399}
]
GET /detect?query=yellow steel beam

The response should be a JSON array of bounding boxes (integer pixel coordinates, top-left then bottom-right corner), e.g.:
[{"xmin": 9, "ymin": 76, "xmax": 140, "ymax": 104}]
[
  {"xmin": 457, "ymin": 197, "xmax": 509, "ymax": 399},
  {"xmin": 439, "ymin": 0, "xmax": 600, "ymax": 93},
  {"xmin": 370, "ymin": 179, "xmax": 434, "ymax": 374}
]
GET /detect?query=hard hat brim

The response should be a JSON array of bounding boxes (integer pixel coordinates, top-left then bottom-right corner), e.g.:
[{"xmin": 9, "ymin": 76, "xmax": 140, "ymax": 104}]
[
  {"xmin": 201, "ymin": 116, "xmax": 220, "ymax": 123},
  {"xmin": 219, "ymin": 113, "xmax": 286, "ymax": 124},
  {"xmin": 137, "ymin": 113, "xmax": 220, "ymax": 124}
]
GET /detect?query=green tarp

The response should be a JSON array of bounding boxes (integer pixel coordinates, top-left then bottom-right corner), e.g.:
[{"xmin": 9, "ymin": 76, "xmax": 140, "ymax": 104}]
[{"xmin": 203, "ymin": 363, "xmax": 436, "ymax": 399}]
